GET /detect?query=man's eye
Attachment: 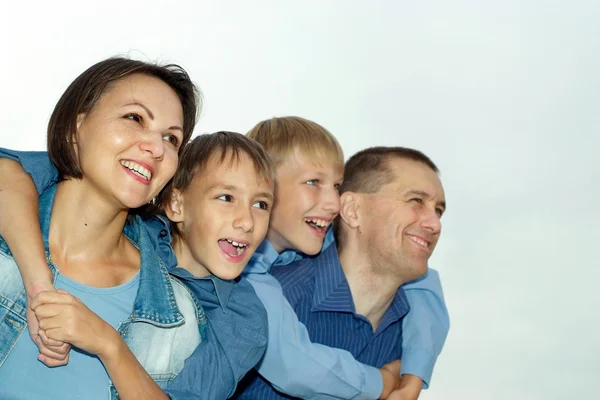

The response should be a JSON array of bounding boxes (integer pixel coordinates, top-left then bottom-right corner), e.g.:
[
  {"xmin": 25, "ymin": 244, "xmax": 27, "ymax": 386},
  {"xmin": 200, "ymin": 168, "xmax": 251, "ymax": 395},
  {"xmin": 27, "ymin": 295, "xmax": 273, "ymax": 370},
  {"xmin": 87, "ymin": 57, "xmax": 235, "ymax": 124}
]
[
  {"xmin": 163, "ymin": 134, "xmax": 180, "ymax": 147},
  {"xmin": 436, "ymin": 208, "xmax": 444, "ymax": 217},
  {"xmin": 217, "ymin": 194, "xmax": 233, "ymax": 202},
  {"xmin": 124, "ymin": 113, "xmax": 142, "ymax": 123},
  {"xmin": 410, "ymin": 198, "xmax": 423, "ymax": 204},
  {"xmin": 305, "ymin": 179, "xmax": 318, "ymax": 186},
  {"xmin": 253, "ymin": 201, "xmax": 269, "ymax": 210}
]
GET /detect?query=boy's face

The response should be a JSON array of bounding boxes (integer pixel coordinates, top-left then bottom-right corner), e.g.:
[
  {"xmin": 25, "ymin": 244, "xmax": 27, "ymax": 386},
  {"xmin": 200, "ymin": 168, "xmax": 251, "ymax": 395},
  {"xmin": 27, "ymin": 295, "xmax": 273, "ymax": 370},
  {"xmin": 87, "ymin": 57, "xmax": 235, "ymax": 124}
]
[
  {"xmin": 267, "ymin": 151, "xmax": 344, "ymax": 255},
  {"xmin": 167, "ymin": 151, "xmax": 274, "ymax": 279}
]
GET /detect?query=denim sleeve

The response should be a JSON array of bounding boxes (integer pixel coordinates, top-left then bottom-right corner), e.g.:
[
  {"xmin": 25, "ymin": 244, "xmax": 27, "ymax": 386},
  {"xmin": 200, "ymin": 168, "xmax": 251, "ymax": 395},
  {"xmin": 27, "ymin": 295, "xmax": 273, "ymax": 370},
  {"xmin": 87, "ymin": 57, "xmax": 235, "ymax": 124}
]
[
  {"xmin": 166, "ymin": 278, "xmax": 268, "ymax": 400},
  {"xmin": 247, "ymin": 272, "xmax": 383, "ymax": 400},
  {"xmin": 400, "ymin": 268, "xmax": 450, "ymax": 388},
  {"xmin": 0, "ymin": 148, "xmax": 58, "ymax": 194}
]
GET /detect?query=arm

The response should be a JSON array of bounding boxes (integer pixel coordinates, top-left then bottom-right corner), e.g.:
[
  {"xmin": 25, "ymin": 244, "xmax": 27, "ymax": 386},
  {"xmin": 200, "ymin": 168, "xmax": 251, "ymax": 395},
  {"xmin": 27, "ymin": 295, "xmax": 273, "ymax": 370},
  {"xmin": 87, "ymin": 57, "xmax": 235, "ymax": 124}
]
[
  {"xmin": 400, "ymin": 269, "xmax": 450, "ymax": 389},
  {"xmin": 32, "ymin": 290, "xmax": 170, "ymax": 400},
  {"xmin": 0, "ymin": 157, "xmax": 69, "ymax": 366},
  {"xmin": 247, "ymin": 273, "xmax": 395, "ymax": 400}
]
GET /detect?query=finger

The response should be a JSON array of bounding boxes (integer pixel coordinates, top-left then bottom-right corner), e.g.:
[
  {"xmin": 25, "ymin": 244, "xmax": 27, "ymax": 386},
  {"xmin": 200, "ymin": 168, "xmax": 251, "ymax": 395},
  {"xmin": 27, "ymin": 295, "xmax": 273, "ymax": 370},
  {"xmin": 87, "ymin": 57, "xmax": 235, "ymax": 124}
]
[
  {"xmin": 38, "ymin": 352, "xmax": 70, "ymax": 367},
  {"xmin": 30, "ymin": 291, "xmax": 75, "ymax": 309},
  {"xmin": 38, "ymin": 315, "xmax": 67, "ymax": 332},
  {"xmin": 33, "ymin": 303, "xmax": 66, "ymax": 319},
  {"xmin": 39, "ymin": 329, "xmax": 69, "ymax": 349},
  {"xmin": 37, "ymin": 341, "xmax": 69, "ymax": 361}
]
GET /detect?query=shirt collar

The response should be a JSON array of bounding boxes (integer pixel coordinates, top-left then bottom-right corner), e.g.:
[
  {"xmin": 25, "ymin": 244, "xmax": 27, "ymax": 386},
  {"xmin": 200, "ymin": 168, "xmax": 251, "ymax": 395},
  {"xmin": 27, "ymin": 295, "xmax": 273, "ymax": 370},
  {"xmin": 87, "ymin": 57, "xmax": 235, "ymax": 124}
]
[
  {"xmin": 311, "ymin": 244, "xmax": 355, "ymax": 313},
  {"xmin": 169, "ymin": 267, "xmax": 234, "ymax": 311},
  {"xmin": 311, "ymin": 243, "xmax": 411, "ymax": 331}
]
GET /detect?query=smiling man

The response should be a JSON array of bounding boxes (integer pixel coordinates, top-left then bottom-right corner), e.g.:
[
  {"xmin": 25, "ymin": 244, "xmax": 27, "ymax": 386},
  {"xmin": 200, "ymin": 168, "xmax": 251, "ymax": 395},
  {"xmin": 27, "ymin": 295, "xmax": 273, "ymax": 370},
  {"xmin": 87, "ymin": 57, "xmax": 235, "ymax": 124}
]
[{"xmin": 248, "ymin": 146, "xmax": 447, "ymax": 400}]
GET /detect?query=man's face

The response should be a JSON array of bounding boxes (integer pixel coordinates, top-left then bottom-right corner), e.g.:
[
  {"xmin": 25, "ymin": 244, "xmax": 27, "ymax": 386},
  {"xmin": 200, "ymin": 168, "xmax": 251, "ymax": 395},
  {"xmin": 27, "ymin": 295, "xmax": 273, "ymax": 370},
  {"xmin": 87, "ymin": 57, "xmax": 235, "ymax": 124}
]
[
  {"xmin": 267, "ymin": 150, "xmax": 344, "ymax": 255},
  {"xmin": 172, "ymin": 152, "xmax": 274, "ymax": 280},
  {"xmin": 359, "ymin": 158, "xmax": 446, "ymax": 281}
]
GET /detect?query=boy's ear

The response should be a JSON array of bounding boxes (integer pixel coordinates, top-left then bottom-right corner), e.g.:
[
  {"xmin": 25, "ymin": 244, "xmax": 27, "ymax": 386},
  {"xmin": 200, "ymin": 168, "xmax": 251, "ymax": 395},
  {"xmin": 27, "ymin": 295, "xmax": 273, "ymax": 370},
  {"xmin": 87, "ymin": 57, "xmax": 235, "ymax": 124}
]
[
  {"xmin": 339, "ymin": 192, "xmax": 361, "ymax": 230},
  {"xmin": 164, "ymin": 189, "xmax": 185, "ymax": 223}
]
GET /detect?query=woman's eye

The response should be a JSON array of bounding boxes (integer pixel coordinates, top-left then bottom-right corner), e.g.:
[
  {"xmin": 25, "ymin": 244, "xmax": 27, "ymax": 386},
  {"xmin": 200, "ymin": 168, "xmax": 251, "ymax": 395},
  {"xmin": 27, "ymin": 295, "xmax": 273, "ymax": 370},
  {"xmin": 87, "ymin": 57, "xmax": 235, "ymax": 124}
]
[
  {"xmin": 163, "ymin": 134, "xmax": 180, "ymax": 147},
  {"xmin": 217, "ymin": 194, "xmax": 233, "ymax": 202},
  {"xmin": 305, "ymin": 179, "xmax": 318, "ymax": 186},
  {"xmin": 124, "ymin": 113, "xmax": 142, "ymax": 123},
  {"xmin": 253, "ymin": 201, "xmax": 269, "ymax": 210}
]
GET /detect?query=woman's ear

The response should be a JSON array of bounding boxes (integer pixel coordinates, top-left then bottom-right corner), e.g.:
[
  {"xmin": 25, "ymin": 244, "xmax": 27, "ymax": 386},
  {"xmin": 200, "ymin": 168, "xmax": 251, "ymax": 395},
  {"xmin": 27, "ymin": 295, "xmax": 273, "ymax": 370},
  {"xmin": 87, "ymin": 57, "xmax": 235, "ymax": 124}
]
[{"xmin": 164, "ymin": 189, "xmax": 185, "ymax": 223}]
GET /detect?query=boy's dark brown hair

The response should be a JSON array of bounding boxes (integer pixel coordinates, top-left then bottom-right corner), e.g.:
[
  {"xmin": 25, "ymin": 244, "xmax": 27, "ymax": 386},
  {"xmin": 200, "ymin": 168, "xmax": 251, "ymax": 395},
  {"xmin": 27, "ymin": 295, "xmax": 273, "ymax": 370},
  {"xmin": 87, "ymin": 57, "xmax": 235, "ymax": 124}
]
[
  {"xmin": 48, "ymin": 56, "xmax": 201, "ymax": 179},
  {"xmin": 158, "ymin": 131, "xmax": 276, "ymax": 238}
]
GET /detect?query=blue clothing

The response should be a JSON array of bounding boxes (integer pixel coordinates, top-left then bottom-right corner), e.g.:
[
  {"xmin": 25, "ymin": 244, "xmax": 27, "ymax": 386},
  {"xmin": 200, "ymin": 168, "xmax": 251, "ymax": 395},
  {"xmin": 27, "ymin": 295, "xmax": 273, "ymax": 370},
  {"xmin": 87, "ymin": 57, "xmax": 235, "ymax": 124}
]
[
  {"xmin": 237, "ymin": 240, "xmax": 384, "ymax": 400},
  {"xmin": 0, "ymin": 148, "xmax": 449, "ymax": 395},
  {"xmin": 275, "ymin": 229, "xmax": 450, "ymax": 387},
  {"xmin": 0, "ymin": 272, "xmax": 139, "ymax": 399},
  {"xmin": 0, "ymin": 184, "xmax": 205, "ymax": 399},
  {"xmin": 242, "ymin": 244, "xmax": 409, "ymax": 399},
  {"xmin": 0, "ymin": 148, "xmax": 268, "ymax": 399},
  {"xmin": 166, "ymin": 268, "xmax": 268, "ymax": 399}
]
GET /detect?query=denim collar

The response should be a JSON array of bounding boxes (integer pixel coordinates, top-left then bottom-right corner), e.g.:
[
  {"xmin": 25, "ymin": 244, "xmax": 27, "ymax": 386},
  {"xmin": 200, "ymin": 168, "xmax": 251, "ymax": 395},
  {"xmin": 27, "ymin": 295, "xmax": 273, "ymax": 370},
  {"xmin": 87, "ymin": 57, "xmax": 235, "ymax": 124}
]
[
  {"xmin": 169, "ymin": 267, "xmax": 234, "ymax": 311},
  {"xmin": 39, "ymin": 184, "xmax": 185, "ymax": 326}
]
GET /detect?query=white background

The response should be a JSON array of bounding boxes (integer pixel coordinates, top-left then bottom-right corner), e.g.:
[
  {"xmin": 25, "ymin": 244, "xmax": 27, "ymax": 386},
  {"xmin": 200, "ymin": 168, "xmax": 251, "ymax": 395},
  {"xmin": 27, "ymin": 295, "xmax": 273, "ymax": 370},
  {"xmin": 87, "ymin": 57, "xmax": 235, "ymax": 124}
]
[{"xmin": 1, "ymin": 1, "xmax": 598, "ymax": 399}]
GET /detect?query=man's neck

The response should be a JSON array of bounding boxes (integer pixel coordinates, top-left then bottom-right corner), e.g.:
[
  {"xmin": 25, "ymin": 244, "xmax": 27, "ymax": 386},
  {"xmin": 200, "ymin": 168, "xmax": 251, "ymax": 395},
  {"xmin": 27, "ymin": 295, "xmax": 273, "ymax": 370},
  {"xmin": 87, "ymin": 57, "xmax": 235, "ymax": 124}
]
[{"xmin": 338, "ymin": 242, "xmax": 404, "ymax": 331}]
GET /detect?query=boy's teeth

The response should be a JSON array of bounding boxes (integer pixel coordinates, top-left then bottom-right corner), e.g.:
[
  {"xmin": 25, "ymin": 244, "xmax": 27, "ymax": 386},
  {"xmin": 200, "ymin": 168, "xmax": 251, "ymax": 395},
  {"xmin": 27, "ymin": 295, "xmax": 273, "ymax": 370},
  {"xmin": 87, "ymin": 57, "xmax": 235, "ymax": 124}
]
[
  {"xmin": 304, "ymin": 218, "xmax": 329, "ymax": 227},
  {"xmin": 236, "ymin": 246, "xmax": 244, "ymax": 256},
  {"xmin": 226, "ymin": 239, "xmax": 247, "ymax": 248},
  {"xmin": 120, "ymin": 160, "xmax": 152, "ymax": 181}
]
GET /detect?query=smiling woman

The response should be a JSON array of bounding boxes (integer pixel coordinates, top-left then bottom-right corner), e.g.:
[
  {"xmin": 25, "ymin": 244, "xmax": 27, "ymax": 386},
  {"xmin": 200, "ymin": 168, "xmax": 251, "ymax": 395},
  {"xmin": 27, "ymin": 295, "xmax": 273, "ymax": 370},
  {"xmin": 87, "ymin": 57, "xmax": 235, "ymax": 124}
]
[{"xmin": 0, "ymin": 57, "xmax": 204, "ymax": 400}]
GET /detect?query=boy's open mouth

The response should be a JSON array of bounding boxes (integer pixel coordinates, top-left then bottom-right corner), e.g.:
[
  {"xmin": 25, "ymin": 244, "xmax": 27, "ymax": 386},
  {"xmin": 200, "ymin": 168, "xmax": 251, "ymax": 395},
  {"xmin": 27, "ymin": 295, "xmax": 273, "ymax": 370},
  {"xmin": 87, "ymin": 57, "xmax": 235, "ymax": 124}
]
[
  {"xmin": 218, "ymin": 239, "xmax": 248, "ymax": 257},
  {"xmin": 304, "ymin": 218, "xmax": 330, "ymax": 232}
]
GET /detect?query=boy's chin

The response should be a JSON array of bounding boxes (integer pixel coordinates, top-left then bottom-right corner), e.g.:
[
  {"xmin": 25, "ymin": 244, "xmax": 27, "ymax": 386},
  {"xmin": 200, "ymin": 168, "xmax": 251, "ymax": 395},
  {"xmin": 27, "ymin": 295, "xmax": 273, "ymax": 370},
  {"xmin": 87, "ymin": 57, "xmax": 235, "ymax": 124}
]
[{"xmin": 295, "ymin": 239, "xmax": 323, "ymax": 256}]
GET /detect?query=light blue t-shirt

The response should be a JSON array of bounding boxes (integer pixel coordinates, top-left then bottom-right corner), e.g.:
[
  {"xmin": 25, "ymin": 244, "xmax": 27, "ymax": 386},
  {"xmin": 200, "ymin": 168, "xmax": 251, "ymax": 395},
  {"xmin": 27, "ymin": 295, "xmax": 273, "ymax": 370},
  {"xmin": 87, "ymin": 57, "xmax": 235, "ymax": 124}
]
[{"xmin": 0, "ymin": 271, "xmax": 139, "ymax": 400}]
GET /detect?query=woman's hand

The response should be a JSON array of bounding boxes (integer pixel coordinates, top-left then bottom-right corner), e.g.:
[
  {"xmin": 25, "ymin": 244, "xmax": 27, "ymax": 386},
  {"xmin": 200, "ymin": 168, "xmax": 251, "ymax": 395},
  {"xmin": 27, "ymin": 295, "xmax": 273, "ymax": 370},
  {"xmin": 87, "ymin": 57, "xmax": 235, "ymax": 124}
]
[
  {"xmin": 30, "ymin": 289, "xmax": 119, "ymax": 360},
  {"xmin": 27, "ymin": 281, "xmax": 71, "ymax": 367}
]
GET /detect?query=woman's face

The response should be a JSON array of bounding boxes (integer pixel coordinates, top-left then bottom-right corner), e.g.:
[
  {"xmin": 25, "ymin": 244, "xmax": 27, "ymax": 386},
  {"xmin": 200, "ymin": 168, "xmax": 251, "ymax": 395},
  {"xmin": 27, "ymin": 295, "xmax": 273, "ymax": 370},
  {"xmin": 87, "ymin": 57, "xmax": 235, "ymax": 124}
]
[{"xmin": 74, "ymin": 73, "xmax": 184, "ymax": 209}]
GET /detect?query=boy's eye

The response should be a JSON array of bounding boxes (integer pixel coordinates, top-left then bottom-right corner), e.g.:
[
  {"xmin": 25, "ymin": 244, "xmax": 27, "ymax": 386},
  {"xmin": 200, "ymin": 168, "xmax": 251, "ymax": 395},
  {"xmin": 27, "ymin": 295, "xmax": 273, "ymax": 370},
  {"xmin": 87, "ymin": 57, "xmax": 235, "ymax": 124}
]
[
  {"xmin": 333, "ymin": 183, "xmax": 341, "ymax": 192},
  {"xmin": 253, "ymin": 200, "xmax": 270, "ymax": 210},
  {"xmin": 124, "ymin": 113, "xmax": 143, "ymax": 124},
  {"xmin": 217, "ymin": 194, "xmax": 233, "ymax": 202},
  {"xmin": 163, "ymin": 134, "xmax": 180, "ymax": 147},
  {"xmin": 305, "ymin": 179, "xmax": 319, "ymax": 186}
]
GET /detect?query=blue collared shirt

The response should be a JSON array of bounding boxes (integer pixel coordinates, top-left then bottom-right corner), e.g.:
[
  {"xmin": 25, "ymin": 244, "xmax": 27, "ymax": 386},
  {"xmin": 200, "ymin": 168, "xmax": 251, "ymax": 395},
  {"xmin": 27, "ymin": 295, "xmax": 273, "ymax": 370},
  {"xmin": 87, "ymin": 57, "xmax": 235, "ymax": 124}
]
[
  {"xmin": 242, "ymin": 244, "xmax": 409, "ymax": 399},
  {"xmin": 0, "ymin": 148, "xmax": 268, "ymax": 400},
  {"xmin": 273, "ymin": 229, "xmax": 450, "ymax": 388}
]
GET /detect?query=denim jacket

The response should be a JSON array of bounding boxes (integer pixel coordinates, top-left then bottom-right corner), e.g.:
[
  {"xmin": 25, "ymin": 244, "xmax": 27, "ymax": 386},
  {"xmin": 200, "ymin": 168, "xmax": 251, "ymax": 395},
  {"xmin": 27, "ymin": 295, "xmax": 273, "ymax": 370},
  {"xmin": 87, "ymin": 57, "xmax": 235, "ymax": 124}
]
[{"xmin": 0, "ymin": 184, "xmax": 207, "ymax": 399}]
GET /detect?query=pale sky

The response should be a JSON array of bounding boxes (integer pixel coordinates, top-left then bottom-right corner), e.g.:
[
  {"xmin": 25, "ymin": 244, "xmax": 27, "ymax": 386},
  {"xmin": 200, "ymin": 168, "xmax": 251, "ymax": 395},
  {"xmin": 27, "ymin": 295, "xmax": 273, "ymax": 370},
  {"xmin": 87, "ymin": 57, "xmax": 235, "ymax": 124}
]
[{"xmin": 1, "ymin": 1, "xmax": 598, "ymax": 399}]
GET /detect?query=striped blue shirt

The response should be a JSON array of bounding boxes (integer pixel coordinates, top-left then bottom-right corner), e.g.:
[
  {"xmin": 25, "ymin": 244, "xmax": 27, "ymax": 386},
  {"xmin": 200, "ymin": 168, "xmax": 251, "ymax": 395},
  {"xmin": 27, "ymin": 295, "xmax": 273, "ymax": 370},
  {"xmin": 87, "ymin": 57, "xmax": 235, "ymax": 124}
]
[{"xmin": 239, "ymin": 243, "xmax": 410, "ymax": 399}]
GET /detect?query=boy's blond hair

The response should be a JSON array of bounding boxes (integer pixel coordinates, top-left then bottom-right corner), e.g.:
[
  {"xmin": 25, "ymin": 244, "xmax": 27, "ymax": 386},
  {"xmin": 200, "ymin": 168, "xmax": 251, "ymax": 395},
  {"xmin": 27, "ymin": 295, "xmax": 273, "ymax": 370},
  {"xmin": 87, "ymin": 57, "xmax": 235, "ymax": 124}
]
[{"xmin": 247, "ymin": 116, "xmax": 344, "ymax": 168}]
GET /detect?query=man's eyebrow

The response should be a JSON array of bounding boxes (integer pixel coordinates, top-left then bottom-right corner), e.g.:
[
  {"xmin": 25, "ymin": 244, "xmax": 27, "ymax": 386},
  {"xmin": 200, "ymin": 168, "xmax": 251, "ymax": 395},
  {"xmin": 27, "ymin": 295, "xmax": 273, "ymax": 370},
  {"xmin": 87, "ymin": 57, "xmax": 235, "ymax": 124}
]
[
  {"xmin": 404, "ymin": 189, "xmax": 446, "ymax": 210},
  {"xmin": 124, "ymin": 102, "xmax": 183, "ymax": 132}
]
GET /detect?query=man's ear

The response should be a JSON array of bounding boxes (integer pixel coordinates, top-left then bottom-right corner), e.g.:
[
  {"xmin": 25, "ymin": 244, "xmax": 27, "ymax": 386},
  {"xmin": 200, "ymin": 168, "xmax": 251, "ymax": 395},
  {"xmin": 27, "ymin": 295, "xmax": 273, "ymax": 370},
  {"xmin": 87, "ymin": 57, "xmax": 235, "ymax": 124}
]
[
  {"xmin": 164, "ymin": 189, "xmax": 185, "ymax": 223},
  {"xmin": 339, "ymin": 192, "xmax": 361, "ymax": 230}
]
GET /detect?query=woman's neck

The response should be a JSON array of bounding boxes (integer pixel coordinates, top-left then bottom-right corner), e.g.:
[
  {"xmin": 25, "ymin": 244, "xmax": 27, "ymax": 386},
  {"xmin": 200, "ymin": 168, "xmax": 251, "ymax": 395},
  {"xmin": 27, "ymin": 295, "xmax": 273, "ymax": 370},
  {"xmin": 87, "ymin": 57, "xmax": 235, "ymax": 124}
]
[{"xmin": 48, "ymin": 179, "xmax": 131, "ymax": 266}]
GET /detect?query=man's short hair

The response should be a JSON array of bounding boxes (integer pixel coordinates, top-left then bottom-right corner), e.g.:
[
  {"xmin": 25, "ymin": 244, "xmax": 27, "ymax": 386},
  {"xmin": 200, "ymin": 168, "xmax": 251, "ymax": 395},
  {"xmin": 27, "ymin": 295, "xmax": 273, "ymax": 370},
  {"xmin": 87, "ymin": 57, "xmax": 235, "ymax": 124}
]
[
  {"xmin": 334, "ymin": 146, "xmax": 439, "ymax": 246},
  {"xmin": 340, "ymin": 146, "xmax": 439, "ymax": 195},
  {"xmin": 157, "ymin": 131, "xmax": 275, "ymax": 238},
  {"xmin": 247, "ymin": 116, "xmax": 344, "ymax": 168}
]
